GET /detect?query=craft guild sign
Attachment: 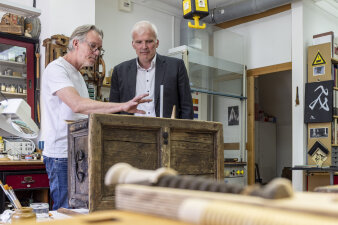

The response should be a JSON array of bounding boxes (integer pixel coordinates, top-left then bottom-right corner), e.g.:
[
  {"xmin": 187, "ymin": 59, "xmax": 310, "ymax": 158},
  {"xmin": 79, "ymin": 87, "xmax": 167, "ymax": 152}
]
[{"xmin": 305, "ymin": 80, "xmax": 333, "ymax": 123}]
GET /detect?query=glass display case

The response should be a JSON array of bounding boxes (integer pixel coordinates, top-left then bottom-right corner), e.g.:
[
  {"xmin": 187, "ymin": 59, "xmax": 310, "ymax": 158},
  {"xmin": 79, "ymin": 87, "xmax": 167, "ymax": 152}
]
[
  {"xmin": 168, "ymin": 45, "xmax": 247, "ymax": 162},
  {"xmin": 0, "ymin": 32, "xmax": 37, "ymax": 120}
]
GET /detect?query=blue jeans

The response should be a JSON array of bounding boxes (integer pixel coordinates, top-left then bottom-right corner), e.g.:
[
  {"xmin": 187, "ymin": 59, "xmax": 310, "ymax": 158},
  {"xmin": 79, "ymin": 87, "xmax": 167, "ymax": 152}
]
[{"xmin": 43, "ymin": 156, "xmax": 69, "ymax": 210}]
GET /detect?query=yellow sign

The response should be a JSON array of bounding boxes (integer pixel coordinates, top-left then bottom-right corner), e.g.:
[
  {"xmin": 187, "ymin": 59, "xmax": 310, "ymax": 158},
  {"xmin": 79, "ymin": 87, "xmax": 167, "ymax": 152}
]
[
  {"xmin": 183, "ymin": 0, "xmax": 192, "ymax": 15},
  {"xmin": 312, "ymin": 51, "xmax": 326, "ymax": 66},
  {"xmin": 195, "ymin": 0, "xmax": 208, "ymax": 12}
]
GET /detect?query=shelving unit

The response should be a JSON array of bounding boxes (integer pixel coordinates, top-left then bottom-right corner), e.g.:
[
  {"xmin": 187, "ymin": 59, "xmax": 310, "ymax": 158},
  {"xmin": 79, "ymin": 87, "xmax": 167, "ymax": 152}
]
[
  {"xmin": 0, "ymin": 74, "xmax": 26, "ymax": 79},
  {"xmin": 331, "ymin": 58, "xmax": 338, "ymax": 167},
  {"xmin": 0, "ymin": 60, "xmax": 26, "ymax": 67},
  {"xmin": 0, "ymin": 32, "xmax": 37, "ymax": 119},
  {"xmin": 332, "ymin": 58, "xmax": 338, "ymax": 148},
  {"xmin": 1, "ymin": 92, "xmax": 26, "ymax": 97}
]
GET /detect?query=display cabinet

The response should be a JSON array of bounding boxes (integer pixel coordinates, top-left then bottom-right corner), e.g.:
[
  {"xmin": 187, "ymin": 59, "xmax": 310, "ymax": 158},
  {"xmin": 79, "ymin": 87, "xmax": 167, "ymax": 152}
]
[
  {"xmin": 0, "ymin": 32, "xmax": 37, "ymax": 119},
  {"xmin": 168, "ymin": 46, "xmax": 247, "ymax": 184},
  {"xmin": 168, "ymin": 46, "xmax": 246, "ymax": 151}
]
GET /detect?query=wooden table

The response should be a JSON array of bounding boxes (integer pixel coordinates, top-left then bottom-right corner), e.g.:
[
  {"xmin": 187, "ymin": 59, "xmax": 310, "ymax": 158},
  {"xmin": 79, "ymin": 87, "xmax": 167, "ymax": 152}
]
[
  {"xmin": 292, "ymin": 166, "xmax": 338, "ymax": 185},
  {"xmin": 0, "ymin": 159, "xmax": 44, "ymax": 167},
  {"xmin": 27, "ymin": 210, "xmax": 190, "ymax": 225}
]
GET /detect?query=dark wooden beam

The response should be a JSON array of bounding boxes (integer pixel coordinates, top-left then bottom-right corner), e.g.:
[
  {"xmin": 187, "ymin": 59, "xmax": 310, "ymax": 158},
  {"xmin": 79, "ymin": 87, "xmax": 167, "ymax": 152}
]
[
  {"xmin": 247, "ymin": 62, "xmax": 292, "ymax": 77},
  {"xmin": 216, "ymin": 4, "xmax": 291, "ymax": 30}
]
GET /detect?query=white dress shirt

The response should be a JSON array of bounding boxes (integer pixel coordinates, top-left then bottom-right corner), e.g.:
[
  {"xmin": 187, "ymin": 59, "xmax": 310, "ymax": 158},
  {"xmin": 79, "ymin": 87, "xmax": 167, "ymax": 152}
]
[{"xmin": 134, "ymin": 55, "xmax": 156, "ymax": 117}]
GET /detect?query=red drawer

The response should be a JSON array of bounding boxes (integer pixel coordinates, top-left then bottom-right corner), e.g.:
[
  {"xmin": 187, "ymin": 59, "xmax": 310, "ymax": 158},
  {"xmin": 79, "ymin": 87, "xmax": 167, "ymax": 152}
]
[{"xmin": 5, "ymin": 173, "xmax": 49, "ymax": 189}]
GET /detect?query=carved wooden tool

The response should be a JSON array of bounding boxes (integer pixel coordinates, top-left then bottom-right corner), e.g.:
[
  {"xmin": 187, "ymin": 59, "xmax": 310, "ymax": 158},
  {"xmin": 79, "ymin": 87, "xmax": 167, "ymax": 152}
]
[{"xmin": 105, "ymin": 163, "xmax": 293, "ymax": 199}]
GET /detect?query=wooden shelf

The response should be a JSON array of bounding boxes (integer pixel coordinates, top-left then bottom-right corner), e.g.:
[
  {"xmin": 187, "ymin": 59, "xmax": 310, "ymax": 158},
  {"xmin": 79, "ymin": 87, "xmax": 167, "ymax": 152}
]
[
  {"xmin": 2, "ymin": 92, "xmax": 27, "ymax": 97},
  {"xmin": 0, "ymin": 75, "xmax": 26, "ymax": 80},
  {"xmin": 332, "ymin": 58, "xmax": 338, "ymax": 64},
  {"xmin": 0, "ymin": 59, "xmax": 26, "ymax": 67},
  {"xmin": 0, "ymin": 160, "xmax": 44, "ymax": 166}
]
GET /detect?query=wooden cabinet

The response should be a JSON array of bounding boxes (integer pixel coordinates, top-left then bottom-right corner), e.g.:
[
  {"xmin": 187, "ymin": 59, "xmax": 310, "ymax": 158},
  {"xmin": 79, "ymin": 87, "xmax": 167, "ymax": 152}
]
[
  {"xmin": 68, "ymin": 114, "xmax": 224, "ymax": 212},
  {"xmin": 0, "ymin": 32, "xmax": 38, "ymax": 120},
  {"xmin": 0, "ymin": 161, "xmax": 49, "ymax": 213}
]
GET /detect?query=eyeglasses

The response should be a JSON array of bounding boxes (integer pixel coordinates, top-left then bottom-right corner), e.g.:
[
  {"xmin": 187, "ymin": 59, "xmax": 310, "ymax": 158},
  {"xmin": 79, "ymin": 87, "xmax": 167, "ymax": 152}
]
[{"xmin": 84, "ymin": 40, "xmax": 105, "ymax": 54}]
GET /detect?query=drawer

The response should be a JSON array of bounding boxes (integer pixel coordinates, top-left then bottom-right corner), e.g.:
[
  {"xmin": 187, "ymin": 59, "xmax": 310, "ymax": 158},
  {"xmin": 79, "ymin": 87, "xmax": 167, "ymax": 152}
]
[{"xmin": 5, "ymin": 173, "xmax": 49, "ymax": 189}]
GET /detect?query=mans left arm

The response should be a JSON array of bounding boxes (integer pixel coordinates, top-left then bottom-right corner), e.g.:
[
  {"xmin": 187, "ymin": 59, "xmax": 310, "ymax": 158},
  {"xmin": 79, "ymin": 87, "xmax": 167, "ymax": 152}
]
[{"xmin": 177, "ymin": 59, "xmax": 194, "ymax": 119}]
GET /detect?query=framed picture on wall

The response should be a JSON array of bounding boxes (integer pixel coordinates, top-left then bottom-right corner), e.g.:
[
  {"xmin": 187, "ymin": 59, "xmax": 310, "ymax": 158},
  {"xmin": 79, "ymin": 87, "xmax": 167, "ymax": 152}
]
[
  {"xmin": 309, "ymin": 127, "xmax": 329, "ymax": 138},
  {"xmin": 305, "ymin": 80, "xmax": 333, "ymax": 123},
  {"xmin": 228, "ymin": 106, "xmax": 239, "ymax": 126}
]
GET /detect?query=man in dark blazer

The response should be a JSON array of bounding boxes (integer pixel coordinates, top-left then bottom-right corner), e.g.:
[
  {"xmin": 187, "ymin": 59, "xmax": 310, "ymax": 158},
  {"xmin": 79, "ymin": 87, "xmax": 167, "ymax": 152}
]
[{"xmin": 109, "ymin": 21, "xmax": 193, "ymax": 119}]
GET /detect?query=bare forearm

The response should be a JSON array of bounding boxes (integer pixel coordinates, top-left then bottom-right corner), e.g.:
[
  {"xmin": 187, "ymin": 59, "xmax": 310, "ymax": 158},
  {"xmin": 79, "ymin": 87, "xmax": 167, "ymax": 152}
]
[
  {"xmin": 73, "ymin": 98, "xmax": 123, "ymax": 115},
  {"xmin": 56, "ymin": 87, "xmax": 149, "ymax": 115}
]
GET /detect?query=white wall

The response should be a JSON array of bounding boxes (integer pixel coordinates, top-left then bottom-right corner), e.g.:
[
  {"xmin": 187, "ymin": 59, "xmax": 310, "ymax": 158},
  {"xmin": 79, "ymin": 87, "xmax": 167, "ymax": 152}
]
[
  {"xmin": 95, "ymin": 0, "xmax": 181, "ymax": 74},
  {"xmin": 216, "ymin": 10, "xmax": 292, "ymax": 69},
  {"xmin": 291, "ymin": 0, "xmax": 338, "ymax": 191},
  {"xmin": 37, "ymin": 0, "xmax": 95, "ymax": 73},
  {"xmin": 213, "ymin": 29, "xmax": 245, "ymax": 65},
  {"xmin": 213, "ymin": 9, "xmax": 293, "ymax": 186},
  {"xmin": 2, "ymin": 0, "xmax": 95, "ymax": 73},
  {"xmin": 291, "ymin": 0, "xmax": 306, "ymax": 191},
  {"xmin": 303, "ymin": 1, "xmax": 338, "ymax": 47}
]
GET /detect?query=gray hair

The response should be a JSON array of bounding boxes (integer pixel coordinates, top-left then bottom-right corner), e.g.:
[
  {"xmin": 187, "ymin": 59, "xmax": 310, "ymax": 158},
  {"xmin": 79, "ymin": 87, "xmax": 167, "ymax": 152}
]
[
  {"xmin": 131, "ymin": 20, "xmax": 158, "ymax": 40},
  {"xmin": 68, "ymin": 25, "xmax": 104, "ymax": 51}
]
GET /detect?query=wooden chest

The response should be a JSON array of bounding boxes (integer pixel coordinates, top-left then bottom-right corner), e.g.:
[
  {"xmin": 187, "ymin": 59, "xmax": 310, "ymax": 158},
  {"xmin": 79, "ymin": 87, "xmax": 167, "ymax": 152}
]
[{"xmin": 68, "ymin": 114, "xmax": 224, "ymax": 212}]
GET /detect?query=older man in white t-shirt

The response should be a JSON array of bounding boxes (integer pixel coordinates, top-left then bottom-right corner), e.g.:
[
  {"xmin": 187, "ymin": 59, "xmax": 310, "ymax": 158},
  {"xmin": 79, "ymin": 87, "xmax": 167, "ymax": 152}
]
[{"xmin": 40, "ymin": 25, "xmax": 151, "ymax": 210}]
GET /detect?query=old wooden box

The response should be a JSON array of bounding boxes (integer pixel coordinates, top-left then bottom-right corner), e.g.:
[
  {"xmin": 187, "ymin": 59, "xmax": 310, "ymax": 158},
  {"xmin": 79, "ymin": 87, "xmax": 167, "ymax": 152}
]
[{"xmin": 68, "ymin": 114, "xmax": 224, "ymax": 212}]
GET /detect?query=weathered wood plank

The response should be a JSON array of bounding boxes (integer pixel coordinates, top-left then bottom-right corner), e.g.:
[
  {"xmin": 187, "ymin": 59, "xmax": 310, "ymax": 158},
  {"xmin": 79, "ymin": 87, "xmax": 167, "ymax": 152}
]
[
  {"xmin": 170, "ymin": 131, "xmax": 214, "ymax": 144},
  {"xmin": 102, "ymin": 141, "xmax": 159, "ymax": 169},
  {"xmin": 171, "ymin": 141, "xmax": 215, "ymax": 174},
  {"xmin": 68, "ymin": 114, "xmax": 224, "ymax": 212},
  {"xmin": 103, "ymin": 127, "xmax": 158, "ymax": 143}
]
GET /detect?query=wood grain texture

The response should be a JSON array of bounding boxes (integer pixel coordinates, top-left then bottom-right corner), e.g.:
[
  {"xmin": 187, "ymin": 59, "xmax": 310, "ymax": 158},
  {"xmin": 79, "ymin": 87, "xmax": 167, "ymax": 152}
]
[
  {"xmin": 0, "ymin": 161, "xmax": 44, "ymax": 166},
  {"xmin": 20, "ymin": 210, "xmax": 191, "ymax": 225},
  {"xmin": 216, "ymin": 4, "xmax": 291, "ymax": 30},
  {"xmin": 247, "ymin": 76, "xmax": 255, "ymax": 185},
  {"xmin": 68, "ymin": 120, "xmax": 89, "ymax": 208},
  {"xmin": 68, "ymin": 114, "xmax": 224, "ymax": 212},
  {"xmin": 116, "ymin": 184, "xmax": 338, "ymax": 223},
  {"xmin": 332, "ymin": 58, "xmax": 338, "ymax": 64},
  {"xmin": 161, "ymin": 127, "xmax": 171, "ymax": 168},
  {"xmin": 247, "ymin": 62, "xmax": 292, "ymax": 77},
  {"xmin": 224, "ymin": 142, "xmax": 240, "ymax": 150}
]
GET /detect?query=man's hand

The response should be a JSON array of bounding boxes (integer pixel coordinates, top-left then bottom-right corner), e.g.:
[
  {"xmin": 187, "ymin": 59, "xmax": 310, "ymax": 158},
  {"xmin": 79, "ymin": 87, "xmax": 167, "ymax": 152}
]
[{"xmin": 121, "ymin": 93, "xmax": 152, "ymax": 114}]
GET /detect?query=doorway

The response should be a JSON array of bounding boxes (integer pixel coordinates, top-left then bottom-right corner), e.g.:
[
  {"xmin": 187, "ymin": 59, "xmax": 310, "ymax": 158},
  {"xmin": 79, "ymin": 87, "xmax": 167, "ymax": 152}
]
[
  {"xmin": 255, "ymin": 71, "xmax": 292, "ymax": 184},
  {"xmin": 247, "ymin": 62, "xmax": 292, "ymax": 184}
]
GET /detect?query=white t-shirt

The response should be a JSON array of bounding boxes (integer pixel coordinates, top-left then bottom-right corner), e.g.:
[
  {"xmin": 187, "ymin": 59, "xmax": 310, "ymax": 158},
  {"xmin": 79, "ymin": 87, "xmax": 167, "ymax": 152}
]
[{"xmin": 40, "ymin": 57, "xmax": 89, "ymax": 158}]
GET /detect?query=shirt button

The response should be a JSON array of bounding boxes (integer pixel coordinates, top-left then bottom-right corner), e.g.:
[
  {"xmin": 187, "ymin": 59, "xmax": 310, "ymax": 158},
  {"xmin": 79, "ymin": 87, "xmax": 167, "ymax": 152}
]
[
  {"xmin": 147, "ymin": 80, "xmax": 149, "ymax": 82},
  {"xmin": 147, "ymin": 90, "xmax": 149, "ymax": 92},
  {"xmin": 148, "ymin": 112, "xmax": 150, "ymax": 114}
]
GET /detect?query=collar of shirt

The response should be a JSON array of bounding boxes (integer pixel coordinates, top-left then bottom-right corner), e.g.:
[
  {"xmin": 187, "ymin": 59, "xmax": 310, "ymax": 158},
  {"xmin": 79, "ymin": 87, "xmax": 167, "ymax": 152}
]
[{"xmin": 136, "ymin": 54, "xmax": 157, "ymax": 71}]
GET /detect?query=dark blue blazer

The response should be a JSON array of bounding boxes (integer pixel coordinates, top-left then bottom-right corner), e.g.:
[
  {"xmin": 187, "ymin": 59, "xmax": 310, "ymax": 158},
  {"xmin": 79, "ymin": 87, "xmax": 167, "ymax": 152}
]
[{"xmin": 109, "ymin": 54, "xmax": 193, "ymax": 119}]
